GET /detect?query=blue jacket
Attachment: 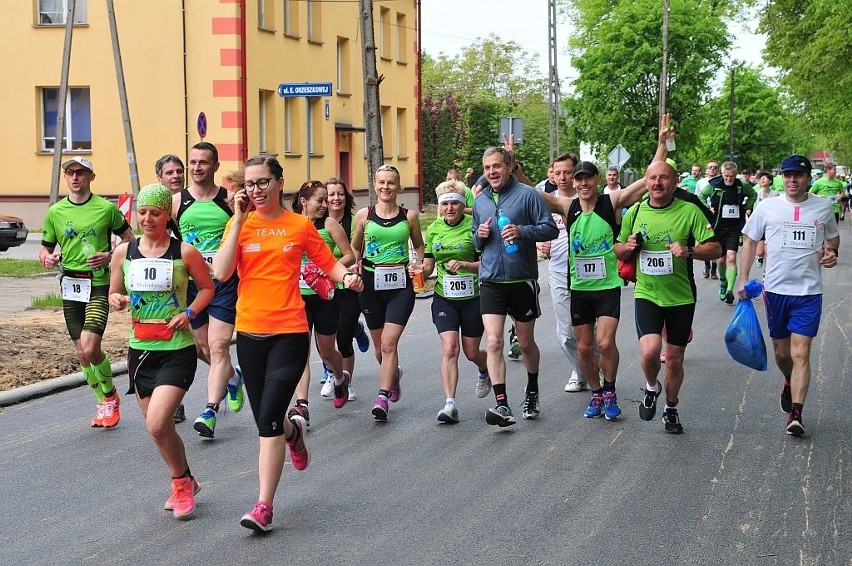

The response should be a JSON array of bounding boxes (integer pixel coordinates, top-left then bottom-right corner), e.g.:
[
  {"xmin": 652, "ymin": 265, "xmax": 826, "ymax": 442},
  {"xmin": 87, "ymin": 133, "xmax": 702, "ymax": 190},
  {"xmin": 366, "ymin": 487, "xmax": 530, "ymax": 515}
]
[{"xmin": 472, "ymin": 176, "xmax": 558, "ymax": 283}]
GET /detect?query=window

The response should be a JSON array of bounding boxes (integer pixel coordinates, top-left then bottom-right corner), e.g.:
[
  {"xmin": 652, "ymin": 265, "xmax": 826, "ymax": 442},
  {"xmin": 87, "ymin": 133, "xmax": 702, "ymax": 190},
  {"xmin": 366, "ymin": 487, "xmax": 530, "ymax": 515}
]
[
  {"xmin": 396, "ymin": 108, "xmax": 408, "ymax": 157},
  {"xmin": 308, "ymin": 98, "xmax": 323, "ymax": 155},
  {"xmin": 379, "ymin": 7, "xmax": 391, "ymax": 60},
  {"xmin": 306, "ymin": 0, "xmax": 322, "ymax": 42},
  {"xmin": 336, "ymin": 37, "xmax": 350, "ymax": 94},
  {"xmin": 37, "ymin": 0, "xmax": 87, "ymax": 26},
  {"xmin": 40, "ymin": 87, "xmax": 92, "ymax": 151},
  {"xmin": 258, "ymin": 0, "xmax": 274, "ymax": 30},
  {"xmin": 381, "ymin": 105, "xmax": 392, "ymax": 158},
  {"xmin": 396, "ymin": 13, "xmax": 407, "ymax": 63},
  {"xmin": 258, "ymin": 90, "xmax": 276, "ymax": 154},
  {"xmin": 283, "ymin": 0, "xmax": 299, "ymax": 37},
  {"xmin": 284, "ymin": 98, "xmax": 299, "ymax": 153}
]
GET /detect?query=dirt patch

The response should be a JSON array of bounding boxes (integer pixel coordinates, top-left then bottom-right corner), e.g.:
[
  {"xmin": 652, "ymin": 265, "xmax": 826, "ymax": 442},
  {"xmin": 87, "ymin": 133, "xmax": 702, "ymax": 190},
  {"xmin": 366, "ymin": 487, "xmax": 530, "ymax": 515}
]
[{"xmin": 0, "ymin": 308, "xmax": 132, "ymax": 391}]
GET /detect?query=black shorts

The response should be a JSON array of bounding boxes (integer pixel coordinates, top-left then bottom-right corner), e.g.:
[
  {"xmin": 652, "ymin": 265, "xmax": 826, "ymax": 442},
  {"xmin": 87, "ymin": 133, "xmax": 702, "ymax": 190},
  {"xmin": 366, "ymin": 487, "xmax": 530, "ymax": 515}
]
[
  {"xmin": 431, "ymin": 294, "xmax": 484, "ymax": 337},
  {"xmin": 570, "ymin": 287, "xmax": 621, "ymax": 326},
  {"xmin": 62, "ymin": 283, "xmax": 110, "ymax": 341},
  {"xmin": 715, "ymin": 228, "xmax": 742, "ymax": 254},
  {"xmin": 634, "ymin": 298, "xmax": 695, "ymax": 346},
  {"xmin": 187, "ymin": 276, "xmax": 238, "ymax": 329},
  {"xmin": 359, "ymin": 268, "xmax": 416, "ymax": 330},
  {"xmin": 302, "ymin": 292, "xmax": 341, "ymax": 336},
  {"xmin": 128, "ymin": 345, "xmax": 197, "ymax": 399},
  {"xmin": 479, "ymin": 280, "xmax": 541, "ymax": 323}
]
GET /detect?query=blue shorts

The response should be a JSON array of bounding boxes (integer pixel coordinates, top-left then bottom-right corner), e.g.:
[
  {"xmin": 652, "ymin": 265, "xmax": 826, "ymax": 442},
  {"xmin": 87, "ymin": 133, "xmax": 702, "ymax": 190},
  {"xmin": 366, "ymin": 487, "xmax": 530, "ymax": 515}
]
[
  {"xmin": 763, "ymin": 292, "xmax": 822, "ymax": 339},
  {"xmin": 187, "ymin": 276, "xmax": 238, "ymax": 329}
]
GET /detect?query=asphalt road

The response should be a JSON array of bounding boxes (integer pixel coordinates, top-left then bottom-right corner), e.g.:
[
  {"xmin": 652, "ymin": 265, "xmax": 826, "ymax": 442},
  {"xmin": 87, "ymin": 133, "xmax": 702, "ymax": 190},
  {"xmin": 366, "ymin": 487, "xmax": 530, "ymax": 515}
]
[{"xmin": 1, "ymin": 254, "xmax": 850, "ymax": 565}]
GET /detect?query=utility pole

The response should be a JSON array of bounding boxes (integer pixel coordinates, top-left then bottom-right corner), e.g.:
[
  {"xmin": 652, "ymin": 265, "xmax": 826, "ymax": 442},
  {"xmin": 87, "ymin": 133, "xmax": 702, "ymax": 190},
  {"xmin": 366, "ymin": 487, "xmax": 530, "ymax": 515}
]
[
  {"xmin": 728, "ymin": 67, "xmax": 735, "ymax": 160},
  {"xmin": 359, "ymin": 0, "xmax": 383, "ymax": 204},
  {"xmin": 658, "ymin": 0, "xmax": 670, "ymax": 122},
  {"xmin": 106, "ymin": 0, "xmax": 140, "ymax": 200},
  {"xmin": 547, "ymin": 0, "xmax": 560, "ymax": 162},
  {"xmin": 50, "ymin": 0, "xmax": 77, "ymax": 205}
]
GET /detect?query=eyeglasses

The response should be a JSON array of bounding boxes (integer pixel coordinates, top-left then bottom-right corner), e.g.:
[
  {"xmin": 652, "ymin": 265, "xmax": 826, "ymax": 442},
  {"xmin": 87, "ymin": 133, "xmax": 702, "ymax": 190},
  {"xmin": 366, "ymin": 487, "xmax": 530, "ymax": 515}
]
[
  {"xmin": 376, "ymin": 164, "xmax": 399, "ymax": 175},
  {"xmin": 65, "ymin": 168, "xmax": 90, "ymax": 177},
  {"xmin": 242, "ymin": 177, "xmax": 273, "ymax": 191},
  {"xmin": 706, "ymin": 165, "xmax": 719, "ymax": 170}
]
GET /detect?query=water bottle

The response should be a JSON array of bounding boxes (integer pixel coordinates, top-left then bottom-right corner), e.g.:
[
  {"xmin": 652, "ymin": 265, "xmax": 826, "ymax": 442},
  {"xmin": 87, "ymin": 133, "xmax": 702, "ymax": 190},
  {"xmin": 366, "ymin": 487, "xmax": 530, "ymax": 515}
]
[
  {"xmin": 410, "ymin": 255, "xmax": 425, "ymax": 293},
  {"xmin": 496, "ymin": 210, "xmax": 518, "ymax": 253},
  {"xmin": 81, "ymin": 237, "xmax": 105, "ymax": 277}
]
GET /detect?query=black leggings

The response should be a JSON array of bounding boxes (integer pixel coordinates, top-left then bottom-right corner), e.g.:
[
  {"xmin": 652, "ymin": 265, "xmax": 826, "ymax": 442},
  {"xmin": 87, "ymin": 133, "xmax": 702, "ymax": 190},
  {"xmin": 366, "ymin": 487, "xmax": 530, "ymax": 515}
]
[
  {"xmin": 236, "ymin": 332, "xmax": 309, "ymax": 437},
  {"xmin": 336, "ymin": 289, "xmax": 362, "ymax": 357}
]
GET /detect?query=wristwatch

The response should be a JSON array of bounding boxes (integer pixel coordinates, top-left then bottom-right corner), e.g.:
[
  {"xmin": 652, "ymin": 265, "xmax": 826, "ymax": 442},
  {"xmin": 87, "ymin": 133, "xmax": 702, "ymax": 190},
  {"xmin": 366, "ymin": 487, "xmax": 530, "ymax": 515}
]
[{"xmin": 184, "ymin": 308, "xmax": 197, "ymax": 320}]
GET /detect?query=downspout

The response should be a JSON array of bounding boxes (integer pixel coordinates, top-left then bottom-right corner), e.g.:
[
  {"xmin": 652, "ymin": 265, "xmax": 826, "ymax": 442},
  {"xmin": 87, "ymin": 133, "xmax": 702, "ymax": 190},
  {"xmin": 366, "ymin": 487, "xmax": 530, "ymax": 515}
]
[
  {"xmin": 182, "ymin": 0, "xmax": 189, "ymax": 161},
  {"xmin": 415, "ymin": 0, "xmax": 423, "ymax": 212},
  {"xmin": 239, "ymin": 0, "xmax": 248, "ymax": 161}
]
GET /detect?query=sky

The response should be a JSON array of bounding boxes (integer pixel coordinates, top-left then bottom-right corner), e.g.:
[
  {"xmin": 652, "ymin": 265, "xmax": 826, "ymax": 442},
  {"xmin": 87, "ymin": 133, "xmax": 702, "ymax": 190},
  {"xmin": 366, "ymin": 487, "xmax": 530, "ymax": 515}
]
[{"xmin": 420, "ymin": 0, "xmax": 769, "ymax": 84}]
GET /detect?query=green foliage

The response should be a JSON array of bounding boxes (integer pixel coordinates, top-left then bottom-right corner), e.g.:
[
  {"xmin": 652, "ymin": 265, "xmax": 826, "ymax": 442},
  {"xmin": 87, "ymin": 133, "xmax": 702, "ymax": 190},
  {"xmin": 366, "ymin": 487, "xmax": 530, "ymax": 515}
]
[
  {"xmin": 0, "ymin": 259, "xmax": 53, "ymax": 277},
  {"xmin": 463, "ymin": 97, "xmax": 507, "ymax": 176},
  {"xmin": 760, "ymin": 0, "xmax": 852, "ymax": 161},
  {"xmin": 31, "ymin": 293, "xmax": 62, "ymax": 308},
  {"xmin": 421, "ymin": 93, "xmax": 464, "ymax": 202}
]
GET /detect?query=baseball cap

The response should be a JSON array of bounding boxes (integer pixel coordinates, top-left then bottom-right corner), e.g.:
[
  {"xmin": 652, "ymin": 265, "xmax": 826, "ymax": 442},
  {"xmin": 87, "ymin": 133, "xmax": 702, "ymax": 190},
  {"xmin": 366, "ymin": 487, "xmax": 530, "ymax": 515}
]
[
  {"xmin": 780, "ymin": 155, "xmax": 811, "ymax": 174},
  {"xmin": 572, "ymin": 161, "xmax": 599, "ymax": 179},
  {"xmin": 62, "ymin": 156, "xmax": 94, "ymax": 173}
]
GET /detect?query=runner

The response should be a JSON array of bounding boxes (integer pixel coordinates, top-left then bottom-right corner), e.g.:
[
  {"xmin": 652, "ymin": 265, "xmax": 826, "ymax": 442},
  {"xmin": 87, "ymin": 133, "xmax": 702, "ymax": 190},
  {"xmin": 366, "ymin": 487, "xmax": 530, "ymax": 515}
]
[
  {"xmin": 753, "ymin": 170, "xmax": 777, "ymax": 267},
  {"xmin": 423, "ymin": 180, "xmax": 488, "ymax": 422},
  {"xmin": 172, "ymin": 141, "xmax": 245, "ymax": 439},
  {"xmin": 614, "ymin": 160, "xmax": 721, "ymax": 434},
  {"xmin": 473, "ymin": 147, "xmax": 559, "ymax": 426},
  {"xmin": 287, "ymin": 180, "xmax": 356, "ymax": 425},
  {"xmin": 738, "ymin": 155, "xmax": 839, "ymax": 436},
  {"xmin": 40, "ymin": 157, "xmax": 134, "ymax": 428},
  {"xmin": 107, "ymin": 184, "xmax": 213, "ymax": 520},
  {"xmin": 155, "ymin": 154, "xmax": 185, "ymax": 194},
  {"xmin": 325, "ymin": 177, "xmax": 370, "ymax": 401},
  {"xmin": 213, "ymin": 155, "xmax": 362, "ymax": 532},
  {"xmin": 810, "ymin": 163, "xmax": 845, "ymax": 223},
  {"xmin": 696, "ymin": 160, "xmax": 720, "ymax": 279}
]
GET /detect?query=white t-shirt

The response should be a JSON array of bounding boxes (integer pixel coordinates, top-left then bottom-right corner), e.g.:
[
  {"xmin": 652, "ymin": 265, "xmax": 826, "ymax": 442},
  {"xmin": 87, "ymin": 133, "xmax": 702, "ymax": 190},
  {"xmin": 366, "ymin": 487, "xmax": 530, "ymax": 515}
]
[
  {"xmin": 696, "ymin": 178, "xmax": 711, "ymax": 206},
  {"xmin": 549, "ymin": 211, "xmax": 570, "ymax": 273},
  {"xmin": 742, "ymin": 194, "xmax": 838, "ymax": 295}
]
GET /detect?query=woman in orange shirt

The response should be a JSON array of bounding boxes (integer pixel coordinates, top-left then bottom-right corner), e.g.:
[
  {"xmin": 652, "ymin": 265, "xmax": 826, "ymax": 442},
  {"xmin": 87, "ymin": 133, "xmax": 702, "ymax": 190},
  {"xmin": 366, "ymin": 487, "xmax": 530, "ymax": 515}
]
[{"xmin": 213, "ymin": 155, "xmax": 363, "ymax": 533}]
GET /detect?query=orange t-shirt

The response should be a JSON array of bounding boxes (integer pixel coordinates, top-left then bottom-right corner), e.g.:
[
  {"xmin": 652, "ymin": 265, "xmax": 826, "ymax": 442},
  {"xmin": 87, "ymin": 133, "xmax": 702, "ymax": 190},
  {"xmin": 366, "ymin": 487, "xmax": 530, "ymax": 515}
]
[{"xmin": 224, "ymin": 210, "xmax": 338, "ymax": 334}]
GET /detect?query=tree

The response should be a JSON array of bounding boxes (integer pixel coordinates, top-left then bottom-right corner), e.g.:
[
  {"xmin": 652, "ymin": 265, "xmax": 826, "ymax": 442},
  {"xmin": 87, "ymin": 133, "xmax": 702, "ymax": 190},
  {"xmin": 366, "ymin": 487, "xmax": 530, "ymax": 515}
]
[
  {"xmin": 564, "ymin": 0, "xmax": 730, "ymax": 171},
  {"xmin": 759, "ymin": 0, "xmax": 852, "ymax": 161},
  {"xmin": 421, "ymin": 93, "xmax": 464, "ymax": 202}
]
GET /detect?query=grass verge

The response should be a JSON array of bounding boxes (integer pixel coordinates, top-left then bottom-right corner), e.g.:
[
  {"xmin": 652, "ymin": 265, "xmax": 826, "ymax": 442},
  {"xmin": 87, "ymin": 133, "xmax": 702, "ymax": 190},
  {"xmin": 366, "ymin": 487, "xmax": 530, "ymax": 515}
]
[
  {"xmin": 0, "ymin": 259, "xmax": 53, "ymax": 278},
  {"xmin": 31, "ymin": 293, "xmax": 63, "ymax": 308}
]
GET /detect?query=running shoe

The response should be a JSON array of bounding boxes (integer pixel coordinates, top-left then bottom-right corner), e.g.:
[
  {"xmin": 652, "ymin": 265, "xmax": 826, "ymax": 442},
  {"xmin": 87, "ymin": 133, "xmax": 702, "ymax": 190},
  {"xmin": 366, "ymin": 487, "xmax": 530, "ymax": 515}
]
[
  {"xmin": 173, "ymin": 403, "xmax": 186, "ymax": 424},
  {"xmin": 639, "ymin": 383, "xmax": 661, "ymax": 421},
  {"xmin": 508, "ymin": 340, "xmax": 522, "ymax": 360},
  {"xmin": 584, "ymin": 393, "xmax": 603, "ymax": 418},
  {"xmin": 786, "ymin": 409, "xmax": 805, "ymax": 436},
  {"xmin": 321, "ymin": 372, "xmax": 335, "ymax": 398},
  {"xmin": 91, "ymin": 402, "xmax": 105, "ymax": 428},
  {"xmin": 371, "ymin": 395, "xmax": 389, "ymax": 421},
  {"xmin": 780, "ymin": 380, "xmax": 792, "ymax": 414},
  {"xmin": 521, "ymin": 390, "xmax": 540, "ymax": 420},
  {"xmin": 437, "ymin": 401, "xmax": 459, "ymax": 423},
  {"xmin": 319, "ymin": 363, "xmax": 332, "ymax": 384},
  {"xmin": 602, "ymin": 390, "xmax": 622, "ymax": 421},
  {"xmin": 348, "ymin": 385, "xmax": 357, "ymax": 401},
  {"xmin": 333, "ymin": 370, "xmax": 351, "ymax": 409},
  {"xmin": 226, "ymin": 367, "xmax": 245, "ymax": 412},
  {"xmin": 354, "ymin": 320, "xmax": 370, "ymax": 353},
  {"xmin": 193, "ymin": 408, "xmax": 217, "ymax": 438},
  {"xmin": 287, "ymin": 403, "xmax": 310, "ymax": 427},
  {"xmin": 725, "ymin": 290, "xmax": 735, "ymax": 304},
  {"xmin": 662, "ymin": 408, "xmax": 684, "ymax": 434},
  {"xmin": 241, "ymin": 501, "xmax": 273, "ymax": 533},
  {"xmin": 702, "ymin": 267, "xmax": 710, "ymax": 279},
  {"xmin": 710, "ymin": 266, "xmax": 718, "ymax": 279},
  {"xmin": 165, "ymin": 476, "xmax": 200, "ymax": 511},
  {"xmin": 475, "ymin": 373, "xmax": 492, "ymax": 398},
  {"xmin": 719, "ymin": 282, "xmax": 727, "ymax": 301},
  {"xmin": 101, "ymin": 391, "xmax": 121, "ymax": 428},
  {"xmin": 485, "ymin": 405, "xmax": 516, "ymax": 427},
  {"xmin": 389, "ymin": 367, "xmax": 403, "ymax": 402},
  {"xmin": 564, "ymin": 371, "xmax": 589, "ymax": 392},
  {"xmin": 168, "ymin": 476, "xmax": 197, "ymax": 520},
  {"xmin": 287, "ymin": 415, "xmax": 310, "ymax": 470}
]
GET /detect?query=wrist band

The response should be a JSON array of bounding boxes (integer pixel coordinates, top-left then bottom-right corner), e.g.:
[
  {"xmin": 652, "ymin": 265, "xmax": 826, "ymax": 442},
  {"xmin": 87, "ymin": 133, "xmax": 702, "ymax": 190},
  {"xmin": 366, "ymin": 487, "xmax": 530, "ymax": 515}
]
[{"xmin": 184, "ymin": 308, "xmax": 196, "ymax": 321}]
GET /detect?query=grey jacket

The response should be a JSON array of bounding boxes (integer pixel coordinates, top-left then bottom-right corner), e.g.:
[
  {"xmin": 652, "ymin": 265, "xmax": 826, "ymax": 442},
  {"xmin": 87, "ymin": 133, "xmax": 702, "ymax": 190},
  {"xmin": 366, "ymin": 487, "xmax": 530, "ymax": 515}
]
[{"xmin": 472, "ymin": 176, "xmax": 558, "ymax": 283}]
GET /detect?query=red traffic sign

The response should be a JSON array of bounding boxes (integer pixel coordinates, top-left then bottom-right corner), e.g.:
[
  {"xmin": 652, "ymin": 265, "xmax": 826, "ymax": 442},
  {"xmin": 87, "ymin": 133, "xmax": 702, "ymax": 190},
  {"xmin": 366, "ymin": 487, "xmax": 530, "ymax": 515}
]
[{"xmin": 197, "ymin": 112, "xmax": 207, "ymax": 139}]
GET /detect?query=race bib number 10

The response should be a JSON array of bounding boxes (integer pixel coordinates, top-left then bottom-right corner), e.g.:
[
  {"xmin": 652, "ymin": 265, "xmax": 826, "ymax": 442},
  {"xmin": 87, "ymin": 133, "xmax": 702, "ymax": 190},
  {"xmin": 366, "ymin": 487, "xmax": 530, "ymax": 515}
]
[{"xmin": 127, "ymin": 258, "xmax": 174, "ymax": 292}]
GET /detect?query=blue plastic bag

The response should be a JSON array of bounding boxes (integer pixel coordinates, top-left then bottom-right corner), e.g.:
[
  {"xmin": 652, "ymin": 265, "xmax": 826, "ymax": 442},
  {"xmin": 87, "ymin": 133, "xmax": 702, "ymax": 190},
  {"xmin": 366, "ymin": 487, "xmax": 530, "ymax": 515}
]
[{"xmin": 724, "ymin": 279, "xmax": 768, "ymax": 371}]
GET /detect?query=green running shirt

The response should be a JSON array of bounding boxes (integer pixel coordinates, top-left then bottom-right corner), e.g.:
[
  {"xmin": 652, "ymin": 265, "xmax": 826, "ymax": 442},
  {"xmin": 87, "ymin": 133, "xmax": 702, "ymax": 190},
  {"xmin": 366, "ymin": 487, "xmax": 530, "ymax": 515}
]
[{"xmin": 425, "ymin": 215, "xmax": 480, "ymax": 299}]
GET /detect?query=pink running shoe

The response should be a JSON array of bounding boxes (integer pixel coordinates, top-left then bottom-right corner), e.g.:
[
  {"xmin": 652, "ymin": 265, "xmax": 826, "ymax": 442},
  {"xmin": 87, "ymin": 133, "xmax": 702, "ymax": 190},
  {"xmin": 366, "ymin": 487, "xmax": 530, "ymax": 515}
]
[
  {"xmin": 169, "ymin": 476, "xmax": 197, "ymax": 520},
  {"xmin": 287, "ymin": 415, "xmax": 310, "ymax": 471},
  {"xmin": 165, "ymin": 476, "xmax": 200, "ymax": 511},
  {"xmin": 241, "ymin": 501, "xmax": 273, "ymax": 532},
  {"xmin": 389, "ymin": 367, "xmax": 403, "ymax": 402},
  {"xmin": 333, "ymin": 370, "xmax": 351, "ymax": 409},
  {"xmin": 372, "ymin": 394, "xmax": 389, "ymax": 421}
]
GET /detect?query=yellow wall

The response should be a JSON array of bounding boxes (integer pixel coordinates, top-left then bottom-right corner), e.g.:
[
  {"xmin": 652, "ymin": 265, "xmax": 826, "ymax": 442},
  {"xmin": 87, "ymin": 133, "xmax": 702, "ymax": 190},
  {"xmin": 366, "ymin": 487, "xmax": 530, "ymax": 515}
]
[{"xmin": 0, "ymin": 0, "xmax": 420, "ymax": 228}]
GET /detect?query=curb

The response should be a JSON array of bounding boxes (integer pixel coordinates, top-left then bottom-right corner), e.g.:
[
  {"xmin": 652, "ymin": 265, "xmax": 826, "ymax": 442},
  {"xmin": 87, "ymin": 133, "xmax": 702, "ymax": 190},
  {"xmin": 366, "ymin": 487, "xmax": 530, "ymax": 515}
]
[{"xmin": 0, "ymin": 363, "xmax": 128, "ymax": 407}]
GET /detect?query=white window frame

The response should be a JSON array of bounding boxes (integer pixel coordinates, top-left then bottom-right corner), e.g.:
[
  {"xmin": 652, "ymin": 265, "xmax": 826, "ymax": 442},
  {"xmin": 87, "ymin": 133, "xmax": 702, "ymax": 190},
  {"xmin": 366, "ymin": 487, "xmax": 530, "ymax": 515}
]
[
  {"xmin": 41, "ymin": 86, "xmax": 92, "ymax": 151},
  {"xmin": 37, "ymin": 0, "xmax": 87, "ymax": 26}
]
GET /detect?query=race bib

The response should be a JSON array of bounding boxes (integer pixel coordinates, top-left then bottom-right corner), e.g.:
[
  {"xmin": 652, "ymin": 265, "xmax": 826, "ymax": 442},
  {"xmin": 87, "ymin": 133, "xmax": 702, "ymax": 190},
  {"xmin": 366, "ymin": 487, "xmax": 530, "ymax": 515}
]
[
  {"xmin": 373, "ymin": 264, "xmax": 406, "ymax": 291},
  {"xmin": 639, "ymin": 250, "xmax": 674, "ymax": 275},
  {"xmin": 781, "ymin": 222, "xmax": 816, "ymax": 249},
  {"xmin": 721, "ymin": 204, "xmax": 740, "ymax": 219},
  {"xmin": 200, "ymin": 251, "xmax": 217, "ymax": 265},
  {"xmin": 127, "ymin": 258, "xmax": 174, "ymax": 292},
  {"xmin": 61, "ymin": 276, "xmax": 92, "ymax": 303},
  {"xmin": 443, "ymin": 273, "xmax": 475, "ymax": 298},
  {"xmin": 574, "ymin": 256, "xmax": 606, "ymax": 280}
]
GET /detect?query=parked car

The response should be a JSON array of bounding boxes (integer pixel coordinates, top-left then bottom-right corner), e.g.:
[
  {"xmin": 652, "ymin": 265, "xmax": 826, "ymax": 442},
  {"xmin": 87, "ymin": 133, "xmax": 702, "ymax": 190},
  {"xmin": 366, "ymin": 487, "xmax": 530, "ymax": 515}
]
[{"xmin": 0, "ymin": 213, "xmax": 28, "ymax": 251}]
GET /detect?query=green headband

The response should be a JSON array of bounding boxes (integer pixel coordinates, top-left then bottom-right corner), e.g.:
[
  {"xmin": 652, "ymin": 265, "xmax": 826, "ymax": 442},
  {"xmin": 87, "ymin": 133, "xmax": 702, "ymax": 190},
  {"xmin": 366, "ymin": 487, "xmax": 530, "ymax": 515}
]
[{"xmin": 137, "ymin": 184, "xmax": 172, "ymax": 213}]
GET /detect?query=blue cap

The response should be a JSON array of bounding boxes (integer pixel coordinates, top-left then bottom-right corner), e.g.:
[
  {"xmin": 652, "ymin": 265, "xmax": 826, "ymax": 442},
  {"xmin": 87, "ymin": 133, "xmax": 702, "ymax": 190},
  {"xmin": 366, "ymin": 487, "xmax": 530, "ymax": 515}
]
[{"xmin": 780, "ymin": 155, "xmax": 811, "ymax": 174}]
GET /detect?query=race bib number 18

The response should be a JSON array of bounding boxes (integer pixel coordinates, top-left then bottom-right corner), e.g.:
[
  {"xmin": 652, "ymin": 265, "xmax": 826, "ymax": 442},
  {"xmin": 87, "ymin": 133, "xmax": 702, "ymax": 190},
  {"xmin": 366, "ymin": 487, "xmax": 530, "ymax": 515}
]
[{"xmin": 61, "ymin": 276, "xmax": 92, "ymax": 303}]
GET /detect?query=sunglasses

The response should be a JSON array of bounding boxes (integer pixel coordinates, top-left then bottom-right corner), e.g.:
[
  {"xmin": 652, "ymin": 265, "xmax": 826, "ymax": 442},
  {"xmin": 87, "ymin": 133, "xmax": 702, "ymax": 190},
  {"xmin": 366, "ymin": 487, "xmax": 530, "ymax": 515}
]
[
  {"xmin": 376, "ymin": 164, "xmax": 399, "ymax": 175},
  {"xmin": 65, "ymin": 168, "xmax": 90, "ymax": 177}
]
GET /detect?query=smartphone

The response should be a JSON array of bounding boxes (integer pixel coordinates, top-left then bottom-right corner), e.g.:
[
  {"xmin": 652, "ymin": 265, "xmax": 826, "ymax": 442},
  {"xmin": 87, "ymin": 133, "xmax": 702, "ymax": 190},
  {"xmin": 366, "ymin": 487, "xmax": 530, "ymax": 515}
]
[
  {"xmin": 633, "ymin": 232, "xmax": 644, "ymax": 248},
  {"xmin": 237, "ymin": 188, "xmax": 249, "ymax": 212}
]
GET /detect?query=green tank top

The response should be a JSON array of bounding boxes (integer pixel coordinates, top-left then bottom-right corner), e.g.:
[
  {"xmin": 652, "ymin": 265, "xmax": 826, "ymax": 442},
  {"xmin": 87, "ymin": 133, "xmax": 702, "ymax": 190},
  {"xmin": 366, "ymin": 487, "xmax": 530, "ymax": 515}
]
[
  {"xmin": 176, "ymin": 188, "xmax": 232, "ymax": 253},
  {"xmin": 123, "ymin": 239, "xmax": 195, "ymax": 351},
  {"xmin": 363, "ymin": 206, "xmax": 410, "ymax": 271},
  {"xmin": 300, "ymin": 218, "xmax": 337, "ymax": 296},
  {"xmin": 568, "ymin": 196, "xmax": 622, "ymax": 291}
]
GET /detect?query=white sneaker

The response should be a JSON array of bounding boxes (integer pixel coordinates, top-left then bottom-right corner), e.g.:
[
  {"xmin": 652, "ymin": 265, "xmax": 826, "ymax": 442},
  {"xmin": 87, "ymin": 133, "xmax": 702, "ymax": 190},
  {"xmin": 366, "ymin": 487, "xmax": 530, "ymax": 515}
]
[
  {"xmin": 475, "ymin": 374, "xmax": 492, "ymax": 398},
  {"xmin": 437, "ymin": 402, "xmax": 459, "ymax": 423},
  {"xmin": 347, "ymin": 385, "xmax": 357, "ymax": 401},
  {"xmin": 564, "ymin": 371, "xmax": 589, "ymax": 392},
  {"xmin": 320, "ymin": 374, "xmax": 335, "ymax": 398}
]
